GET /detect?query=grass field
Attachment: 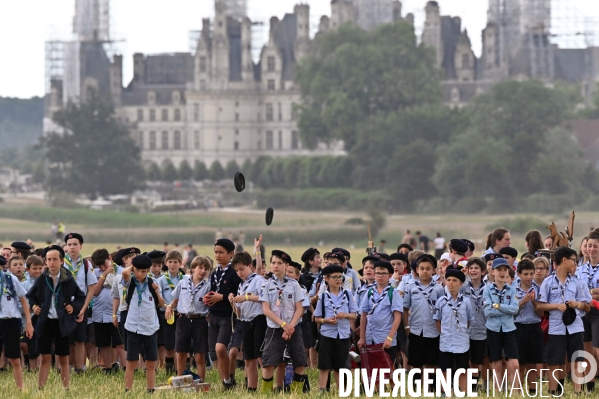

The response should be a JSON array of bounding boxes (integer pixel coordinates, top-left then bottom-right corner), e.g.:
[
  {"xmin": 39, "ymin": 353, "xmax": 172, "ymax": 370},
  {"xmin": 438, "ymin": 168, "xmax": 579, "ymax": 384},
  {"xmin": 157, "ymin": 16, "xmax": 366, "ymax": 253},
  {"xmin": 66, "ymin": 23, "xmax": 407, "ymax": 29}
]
[{"xmin": 0, "ymin": 366, "xmax": 588, "ymax": 398}]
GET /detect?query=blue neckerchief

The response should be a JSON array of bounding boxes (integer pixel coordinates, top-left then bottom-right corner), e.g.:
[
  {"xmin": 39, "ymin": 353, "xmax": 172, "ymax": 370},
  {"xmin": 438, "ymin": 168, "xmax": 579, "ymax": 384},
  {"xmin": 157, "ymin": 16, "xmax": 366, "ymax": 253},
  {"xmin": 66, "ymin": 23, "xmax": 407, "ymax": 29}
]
[
  {"xmin": 45, "ymin": 276, "xmax": 62, "ymax": 308},
  {"xmin": 133, "ymin": 278, "xmax": 148, "ymax": 307}
]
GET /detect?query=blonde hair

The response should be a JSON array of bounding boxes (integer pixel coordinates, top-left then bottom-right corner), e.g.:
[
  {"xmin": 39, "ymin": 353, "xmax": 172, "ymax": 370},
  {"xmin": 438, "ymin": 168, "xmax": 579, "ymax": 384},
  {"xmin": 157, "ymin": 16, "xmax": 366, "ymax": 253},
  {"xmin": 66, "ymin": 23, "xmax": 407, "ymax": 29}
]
[
  {"xmin": 408, "ymin": 250, "xmax": 425, "ymax": 264},
  {"xmin": 533, "ymin": 256, "xmax": 550, "ymax": 269},
  {"xmin": 166, "ymin": 250, "xmax": 183, "ymax": 262},
  {"xmin": 190, "ymin": 255, "xmax": 213, "ymax": 274}
]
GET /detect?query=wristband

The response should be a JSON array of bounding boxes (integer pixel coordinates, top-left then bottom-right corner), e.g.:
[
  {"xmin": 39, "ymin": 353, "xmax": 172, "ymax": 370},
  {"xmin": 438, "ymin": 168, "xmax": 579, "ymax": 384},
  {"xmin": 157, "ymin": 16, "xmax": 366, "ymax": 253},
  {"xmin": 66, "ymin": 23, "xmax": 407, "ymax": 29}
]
[
  {"xmin": 167, "ymin": 304, "xmax": 172, "ymax": 308},
  {"xmin": 578, "ymin": 302, "xmax": 582, "ymax": 309},
  {"xmin": 112, "ymin": 314, "xmax": 117, "ymax": 318},
  {"xmin": 386, "ymin": 336, "xmax": 393, "ymax": 341},
  {"xmin": 246, "ymin": 293, "xmax": 249, "ymax": 301},
  {"xmin": 280, "ymin": 322, "xmax": 287, "ymax": 328},
  {"xmin": 256, "ymin": 251, "xmax": 261, "ymax": 255},
  {"xmin": 404, "ymin": 326, "xmax": 410, "ymax": 330},
  {"xmin": 99, "ymin": 275, "xmax": 106, "ymax": 280},
  {"xmin": 321, "ymin": 318, "xmax": 325, "ymax": 324}
]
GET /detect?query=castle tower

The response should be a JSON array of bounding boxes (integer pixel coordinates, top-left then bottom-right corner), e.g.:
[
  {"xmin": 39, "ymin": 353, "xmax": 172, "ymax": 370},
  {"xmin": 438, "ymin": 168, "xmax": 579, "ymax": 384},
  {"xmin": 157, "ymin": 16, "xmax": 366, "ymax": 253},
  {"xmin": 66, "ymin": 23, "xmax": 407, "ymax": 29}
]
[
  {"xmin": 421, "ymin": 1, "xmax": 443, "ymax": 68},
  {"xmin": 294, "ymin": 4, "xmax": 311, "ymax": 61}
]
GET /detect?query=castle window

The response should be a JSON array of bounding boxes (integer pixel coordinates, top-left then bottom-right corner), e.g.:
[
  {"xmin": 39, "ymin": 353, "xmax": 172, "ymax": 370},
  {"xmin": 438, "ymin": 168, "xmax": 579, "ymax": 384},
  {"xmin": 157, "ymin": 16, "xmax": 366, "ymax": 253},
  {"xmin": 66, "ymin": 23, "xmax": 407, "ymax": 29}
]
[
  {"xmin": 462, "ymin": 54, "xmax": 470, "ymax": 68},
  {"xmin": 137, "ymin": 109, "xmax": 144, "ymax": 122},
  {"xmin": 235, "ymin": 113, "xmax": 239, "ymax": 121},
  {"xmin": 265, "ymin": 103, "xmax": 274, "ymax": 121},
  {"xmin": 267, "ymin": 79, "xmax": 275, "ymax": 91},
  {"xmin": 234, "ymin": 141, "xmax": 239, "ymax": 151},
  {"xmin": 257, "ymin": 140, "xmax": 262, "ymax": 150},
  {"xmin": 267, "ymin": 56, "xmax": 275, "ymax": 72},
  {"xmin": 235, "ymin": 130, "xmax": 239, "ymax": 135},
  {"xmin": 138, "ymin": 131, "xmax": 144, "ymax": 148},
  {"xmin": 266, "ymin": 131, "xmax": 273, "ymax": 149},
  {"xmin": 162, "ymin": 109, "xmax": 168, "ymax": 122},
  {"xmin": 193, "ymin": 104, "xmax": 199, "ymax": 122},
  {"xmin": 194, "ymin": 131, "xmax": 200, "ymax": 149},
  {"xmin": 278, "ymin": 131, "xmax": 282, "ymax": 149},
  {"xmin": 291, "ymin": 131, "xmax": 298, "ymax": 149},
  {"xmin": 149, "ymin": 131, "xmax": 156, "ymax": 150},
  {"xmin": 174, "ymin": 109, "xmax": 181, "ymax": 121},
  {"xmin": 278, "ymin": 103, "xmax": 282, "ymax": 121},
  {"xmin": 291, "ymin": 103, "xmax": 298, "ymax": 120},
  {"xmin": 162, "ymin": 131, "xmax": 169, "ymax": 149},
  {"xmin": 174, "ymin": 131, "xmax": 181, "ymax": 150},
  {"xmin": 149, "ymin": 109, "xmax": 156, "ymax": 122},
  {"xmin": 199, "ymin": 56, "xmax": 207, "ymax": 73}
]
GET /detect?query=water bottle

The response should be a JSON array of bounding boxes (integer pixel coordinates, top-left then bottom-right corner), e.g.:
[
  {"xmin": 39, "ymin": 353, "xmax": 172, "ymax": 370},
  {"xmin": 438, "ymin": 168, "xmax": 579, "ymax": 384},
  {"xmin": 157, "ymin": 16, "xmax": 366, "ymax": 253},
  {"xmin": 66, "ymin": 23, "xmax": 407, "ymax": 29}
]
[{"xmin": 285, "ymin": 363, "xmax": 294, "ymax": 386}]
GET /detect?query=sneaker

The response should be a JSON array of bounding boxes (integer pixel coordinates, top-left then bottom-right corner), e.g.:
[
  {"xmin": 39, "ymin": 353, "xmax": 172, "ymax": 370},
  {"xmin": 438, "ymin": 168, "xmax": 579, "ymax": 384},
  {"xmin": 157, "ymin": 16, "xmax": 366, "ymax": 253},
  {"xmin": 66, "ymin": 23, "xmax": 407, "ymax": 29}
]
[{"xmin": 223, "ymin": 381, "xmax": 235, "ymax": 390}]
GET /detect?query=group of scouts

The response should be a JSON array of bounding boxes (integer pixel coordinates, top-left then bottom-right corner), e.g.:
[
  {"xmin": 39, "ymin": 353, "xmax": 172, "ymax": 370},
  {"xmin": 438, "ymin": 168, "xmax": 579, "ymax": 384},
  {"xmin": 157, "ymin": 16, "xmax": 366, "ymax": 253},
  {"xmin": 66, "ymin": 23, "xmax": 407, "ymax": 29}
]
[{"xmin": 0, "ymin": 227, "xmax": 598, "ymax": 396}]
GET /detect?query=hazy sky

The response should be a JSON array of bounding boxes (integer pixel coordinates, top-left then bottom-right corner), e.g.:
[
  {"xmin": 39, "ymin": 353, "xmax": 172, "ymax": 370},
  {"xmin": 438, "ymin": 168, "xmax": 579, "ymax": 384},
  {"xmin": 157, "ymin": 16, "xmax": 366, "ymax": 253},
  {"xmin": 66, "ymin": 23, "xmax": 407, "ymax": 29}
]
[{"xmin": 0, "ymin": 0, "xmax": 598, "ymax": 99}]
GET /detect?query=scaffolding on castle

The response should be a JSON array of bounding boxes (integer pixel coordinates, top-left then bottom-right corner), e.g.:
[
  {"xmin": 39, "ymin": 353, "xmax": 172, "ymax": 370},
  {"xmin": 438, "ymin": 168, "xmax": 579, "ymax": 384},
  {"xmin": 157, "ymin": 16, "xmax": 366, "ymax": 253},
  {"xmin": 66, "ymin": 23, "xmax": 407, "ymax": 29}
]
[{"xmin": 217, "ymin": 0, "xmax": 247, "ymax": 21}]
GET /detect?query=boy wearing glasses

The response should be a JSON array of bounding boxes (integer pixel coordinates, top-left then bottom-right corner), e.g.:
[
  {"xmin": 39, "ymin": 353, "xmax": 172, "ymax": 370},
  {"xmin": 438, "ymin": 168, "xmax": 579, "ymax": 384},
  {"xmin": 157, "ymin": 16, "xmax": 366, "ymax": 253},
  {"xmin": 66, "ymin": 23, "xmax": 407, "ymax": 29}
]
[
  {"xmin": 538, "ymin": 247, "xmax": 591, "ymax": 395},
  {"xmin": 314, "ymin": 265, "xmax": 358, "ymax": 392},
  {"xmin": 357, "ymin": 261, "xmax": 403, "ymax": 363}
]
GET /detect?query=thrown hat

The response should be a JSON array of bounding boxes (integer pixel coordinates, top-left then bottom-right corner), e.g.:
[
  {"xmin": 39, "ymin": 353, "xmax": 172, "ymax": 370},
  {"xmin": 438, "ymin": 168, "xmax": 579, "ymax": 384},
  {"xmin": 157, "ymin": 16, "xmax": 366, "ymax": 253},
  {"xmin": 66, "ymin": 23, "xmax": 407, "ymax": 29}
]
[
  {"xmin": 132, "ymin": 255, "xmax": 152, "ymax": 270},
  {"xmin": 416, "ymin": 254, "xmax": 438, "ymax": 269},
  {"xmin": 214, "ymin": 238, "xmax": 235, "ymax": 253},
  {"xmin": 499, "ymin": 247, "xmax": 518, "ymax": 258},
  {"xmin": 44, "ymin": 245, "xmax": 65, "ymax": 258},
  {"xmin": 328, "ymin": 252, "xmax": 345, "ymax": 264},
  {"xmin": 301, "ymin": 247, "xmax": 319, "ymax": 263},
  {"xmin": 449, "ymin": 239, "xmax": 468, "ymax": 254},
  {"xmin": 461, "ymin": 239, "xmax": 475, "ymax": 252},
  {"xmin": 147, "ymin": 250, "xmax": 166, "ymax": 260},
  {"xmin": 445, "ymin": 267, "xmax": 466, "ymax": 283},
  {"xmin": 64, "ymin": 233, "xmax": 84, "ymax": 244},
  {"xmin": 484, "ymin": 253, "xmax": 503, "ymax": 263},
  {"xmin": 234, "ymin": 171, "xmax": 246, "ymax": 192},
  {"xmin": 492, "ymin": 258, "xmax": 510, "ymax": 270},
  {"xmin": 373, "ymin": 260, "xmax": 393, "ymax": 274},
  {"xmin": 331, "ymin": 248, "xmax": 350, "ymax": 259},
  {"xmin": 362, "ymin": 255, "xmax": 379, "ymax": 265},
  {"xmin": 272, "ymin": 250, "xmax": 291, "ymax": 263},
  {"xmin": 562, "ymin": 306, "xmax": 577, "ymax": 326},
  {"xmin": 322, "ymin": 265, "xmax": 344, "ymax": 276},
  {"xmin": 11, "ymin": 241, "xmax": 31, "ymax": 251},
  {"xmin": 0, "ymin": 256, "xmax": 6, "ymax": 266},
  {"xmin": 265, "ymin": 207, "xmax": 274, "ymax": 226},
  {"xmin": 440, "ymin": 253, "xmax": 453, "ymax": 263},
  {"xmin": 389, "ymin": 253, "xmax": 408, "ymax": 263}
]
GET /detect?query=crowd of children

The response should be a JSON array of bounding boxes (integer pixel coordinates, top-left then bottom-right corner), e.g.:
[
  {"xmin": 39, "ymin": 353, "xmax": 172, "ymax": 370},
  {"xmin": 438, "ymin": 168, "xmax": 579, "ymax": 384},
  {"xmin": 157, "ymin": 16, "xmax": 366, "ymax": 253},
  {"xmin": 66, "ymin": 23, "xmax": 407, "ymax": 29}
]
[{"xmin": 0, "ymin": 227, "xmax": 599, "ymax": 395}]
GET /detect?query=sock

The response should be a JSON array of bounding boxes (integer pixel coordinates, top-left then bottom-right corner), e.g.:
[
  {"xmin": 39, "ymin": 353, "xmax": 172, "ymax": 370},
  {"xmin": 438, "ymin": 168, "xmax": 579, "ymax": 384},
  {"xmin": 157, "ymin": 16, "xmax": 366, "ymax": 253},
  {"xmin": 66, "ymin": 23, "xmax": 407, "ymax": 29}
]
[
  {"xmin": 165, "ymin": 357, "xmax": 175, "ymax": 374},
  {"xmin": 558, "ymin": 379, "xmax": 565, "ymax": 396},
  {"xmin": 245, "ymin": 376, "xmax": 248, "ymax": 388},
  {"xmin": 291, "ymin": 373, "xmax": 305, "ymax": 393},
  {"xmin": 261, "ymin": 377, "xmax": 274, "ymax": 394},
  {"xmin": 224, "ymin": 378, "xmax": 231, "ymax": 384},
  {"xmin": 325, "ymin": 371, "xmax": 331, "ymax": 391},
  {"xmin": 303, "ymin": 375, "xmax": 310, "ymax": 393},
  {"xmin": 587, "ymin": 381, "xmax": 595, "ymax": 391},
  {"xmin": 23, "ymin": 355, "xmax": 29, "ymax": 368},
  {"xmin": 529, "ymin": 388, "xmax": 536, "ymax": 396},
  {"xmin": 248, "ymin": 387, "xmax": 257, "ymax": 392},
  {"xmin": 230, "ymin": 373, "xmax": 236, "ymax": 381}
]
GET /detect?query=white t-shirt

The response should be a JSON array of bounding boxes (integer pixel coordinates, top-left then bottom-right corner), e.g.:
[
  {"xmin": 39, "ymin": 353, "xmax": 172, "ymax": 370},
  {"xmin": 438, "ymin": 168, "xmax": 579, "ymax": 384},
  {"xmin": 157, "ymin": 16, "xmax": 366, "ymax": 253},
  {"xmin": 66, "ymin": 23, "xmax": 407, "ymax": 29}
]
[{"xmin": 433, "ymin": 237, "xmax": 445, "ymax": 250}]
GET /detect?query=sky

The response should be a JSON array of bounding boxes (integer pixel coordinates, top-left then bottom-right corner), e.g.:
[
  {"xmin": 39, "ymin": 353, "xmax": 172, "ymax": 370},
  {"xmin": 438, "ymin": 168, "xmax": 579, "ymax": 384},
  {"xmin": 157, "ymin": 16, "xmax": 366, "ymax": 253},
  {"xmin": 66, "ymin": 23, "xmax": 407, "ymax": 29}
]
[{"xmin": 0, "ymin": 0, "xmax": 598, "ymax": 99}]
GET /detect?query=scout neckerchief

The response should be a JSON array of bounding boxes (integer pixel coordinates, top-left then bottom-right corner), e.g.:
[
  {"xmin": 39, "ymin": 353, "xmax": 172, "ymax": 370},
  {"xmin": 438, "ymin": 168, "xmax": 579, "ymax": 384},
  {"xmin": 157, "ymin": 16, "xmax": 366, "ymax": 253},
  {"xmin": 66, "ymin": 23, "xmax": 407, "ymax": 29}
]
[
  {"xmin": 133, "ymin": 277, "xmax": 148, "ymax": 307},
  {"xmin": 554, "ymin": 274, "xmax": 571, "ymax": 302},
  {"xmin": 588, "ymin": 262, "xmax": 599, "ymax": 290},
  {"xmin": 414, "ymin": 280, "xmax": 437, "ymax": 314},
  {"xmin": 491, "ymin": 282, "xmax": 507, "ymax": 304},
  {"xmin": 444, "ymin": 293, "xmax": 464, "ymax": 331},
  {"xmin": 188, "ymin": 277, "xmax": 206, "ymax": 314},
  {"xmin": 516, "ymin": 281, "xmax": 538, "ymax": 317},
  {"xmin": 468, "ymin": 280, "xmax": 484, "ymax": 312},
  {"xmin": 0, "ymin": 271, "xmax": 6, "ymax": 311},
  {"xmin": 271, "ymin": 275, "xmax": 288, "ymax": 307},
  {"xmin": 367, "ymin": 283, "xmax": 392, "ymax": 316},
  {"xmin": 238, "ymin": 273, "xmax": 257, "ymax": 296},
  {"xmin": 325, "ymin": 287, "xmax": 347, "ymax": 316},
  {"xmin": 65, "ymin": 254, "xmax": 83, "ymax": 276},
  {"xmin": 46, "ymin": 274, "xmax": 62, "ymax": 309},
  {"xmin": 165, "ymin": 271, "xmax": 183, "ymax": 290},
  {"xmin": 214, "ymin": 264, "xmax": 230, "ymax": 293}
]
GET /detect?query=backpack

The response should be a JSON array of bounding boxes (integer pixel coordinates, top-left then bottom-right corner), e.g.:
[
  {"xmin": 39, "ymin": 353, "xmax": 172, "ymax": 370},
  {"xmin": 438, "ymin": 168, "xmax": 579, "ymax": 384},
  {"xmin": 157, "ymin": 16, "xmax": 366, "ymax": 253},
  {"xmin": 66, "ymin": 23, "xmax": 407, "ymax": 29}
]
[
  {"xmin": 4, "ymin": 273, "xmax": 17, "ymax": 298},
  {"xmin": 367, "ymin": 286, "xmax": 394, "ymax": 304},
  {"xmin": 125, "ymin": 277, "xmax": 160, "ymax": 311},
  {"xmin": 320, "ymin": 289, "xmax": 352, "ymax": 319}
]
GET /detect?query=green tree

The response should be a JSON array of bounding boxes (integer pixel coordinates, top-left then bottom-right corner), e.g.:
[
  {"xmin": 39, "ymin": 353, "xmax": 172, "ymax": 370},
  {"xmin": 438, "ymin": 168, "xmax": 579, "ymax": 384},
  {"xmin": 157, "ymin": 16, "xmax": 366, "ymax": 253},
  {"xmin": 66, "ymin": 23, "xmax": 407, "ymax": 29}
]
[
  {"xmin": 146, "ymin": 162, "xmax": 161, "ymax": 181},
  {"xmin": 41, "ymin": 92, "xmax": 144, "ymax": 198},
  {"xmin": 225, "ymin": 160, "xmax": 239, "ymax": 179},
  {"xmin": 179, "ymin": 160, "xmax": 193, "ymax": 180},
  {"xmin": 193, "ymin": 160, "xmax": 208, "ymax": 181},
  {"xmin": 32, "ymin": 161, "xmax": 45, "ymax": 184},
  {"xmin": 161, "ymin": 160, "xmax": 178, "ymax": 182},
  {"xmin": 210, "ymin": 161, "xmax": 225, "ymax": 180},
  {"xmin": 296, "ymin": 22, "xmax": 440, "ymax": 151}
]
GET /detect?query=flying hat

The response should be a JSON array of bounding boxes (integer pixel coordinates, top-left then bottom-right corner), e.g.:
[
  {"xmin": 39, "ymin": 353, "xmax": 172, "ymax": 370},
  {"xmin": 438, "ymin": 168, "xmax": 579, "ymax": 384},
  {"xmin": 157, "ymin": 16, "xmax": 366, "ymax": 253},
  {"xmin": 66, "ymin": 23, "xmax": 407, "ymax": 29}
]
[
  {"xmin": 234, "ymin": 171, "xmax": 246, "ymax": 192},
  {"xmin": 266, "ymin": 207, "xmax": 274, "ymax": 226}
]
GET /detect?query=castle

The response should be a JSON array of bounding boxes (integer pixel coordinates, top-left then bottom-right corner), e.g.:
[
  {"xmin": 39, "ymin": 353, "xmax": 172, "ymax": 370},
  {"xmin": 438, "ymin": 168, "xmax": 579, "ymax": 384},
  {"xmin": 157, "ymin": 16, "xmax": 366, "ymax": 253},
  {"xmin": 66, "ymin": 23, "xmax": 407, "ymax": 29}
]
[{"xmin": 44, "ymin": 0, "xmax": 599, "ymax": 168}]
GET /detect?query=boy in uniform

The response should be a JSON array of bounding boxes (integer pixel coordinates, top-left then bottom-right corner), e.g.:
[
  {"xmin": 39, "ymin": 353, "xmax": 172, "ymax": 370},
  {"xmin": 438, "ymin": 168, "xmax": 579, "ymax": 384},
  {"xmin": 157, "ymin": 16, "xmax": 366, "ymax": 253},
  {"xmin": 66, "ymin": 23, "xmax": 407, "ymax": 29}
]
[
  {"xmin": 63, "ymin": 233, "xmax": 97, "ymax": 372},
  {"xmin": 22, "ymin": 255, "xmax": 44, "ymax": 370},
  {"xmin": 0, "ymin": 253, "xmax": 34, "ymax": 390},
  {"xmin": 157, "ymin": 250, "xmax": 185, "ymax": 374},
  {"xmin": 166, "ymin": 255, "xmax": 212, "ymax": 380},
  {"xmin": 27, "ymin": 245, "xmax": 86, "ymax": 390},
  {"xmin": 204, "ymin": 238, "xmax": 241, "ymax": 389},
  {"xmin": 483, "ymin": 257, "xmax": 520, "ymax": 392},
  {"xmin": 111, "ymin": 248, "xmax": 139, "ymax": 354},
  {"xmin": 91, "ymin": 248, "xmax": 125, "ymax": 373},
  {"xmin": 537, "ymin": 246, "xmax": 591, "ymax": 395},
  {"xmin": 148, "ymin": 250, "xmax": 165, "ymax": 280},
  {"xmin": 435, "ymin": 267, "xmax": 473, "ymax": 393},
  {"xmin": 229, "ymin": 251, "xmax": 267, "ymax": 391},
  {"xmin": 514, "ymin": 259, "xmax": 544, "ymax": 395},
  {"xmin": 299, "ymin": 247, "xmax": 321, "ymax": 368},
  {"xmin": 259, "ymin": 250, "xmax": 307, "ymax": 393},
  {"xmin": 314, "ymin": 264, "xmax": 359, "ymax": 392},
  {"xmin": 403, "ymin": 254, "xmax": 445, "ymax": 374},
  {"xmin": 121, "ymin": 255, "xmax": 166, "ymax": 393},
  {"xmin": 499, "ymin": 247, "xmax": 518, "ymax": 270}
]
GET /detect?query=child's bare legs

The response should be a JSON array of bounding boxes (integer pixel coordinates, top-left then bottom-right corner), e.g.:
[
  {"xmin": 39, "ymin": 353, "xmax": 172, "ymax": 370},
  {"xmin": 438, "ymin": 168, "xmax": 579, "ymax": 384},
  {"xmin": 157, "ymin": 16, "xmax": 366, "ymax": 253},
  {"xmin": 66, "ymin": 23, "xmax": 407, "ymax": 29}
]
[
  {"xmin": 146, "ymin": 360, "xmax": 157, "ymax": 390},
  {"xmin": 195, "ymin": 353, "xmax": 206, "ymax": 382},
  {"xmin": 229, "ymin": 347, "xmax": 239, "ymax": 380},
  {"xmin": 491, "ymin": 360, "xmax": 505, "ymax": 392},
  {"xmin": 158, "ymin": 346, "xmax": 165, "ymax": 369},
  {"xmin": 8, "ymin": 357, "xmax": 24, "ymax": 390},
  {"xmin": 125, "ymin": 360, "xmax": 138, "ymax": 390},
  {"xmin": 176, "ymin": 352, "xmax": 188, "ymax": 376},
  {"xmin": 507, "ymin": 359, "xmax": 521, "ymax": 391},
  {"xmin": 246, "ymin": 358, "xmax": 258, "ymax": 389},
  {"xmin": 319, "ymin": 369, "xmax": 329, "ymax": 389},
  {"xmin": 276, "ymin": 362, "xmax": 285, "ymax": 388}
]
